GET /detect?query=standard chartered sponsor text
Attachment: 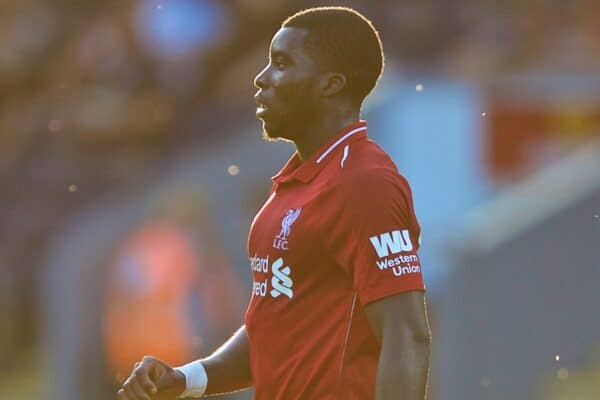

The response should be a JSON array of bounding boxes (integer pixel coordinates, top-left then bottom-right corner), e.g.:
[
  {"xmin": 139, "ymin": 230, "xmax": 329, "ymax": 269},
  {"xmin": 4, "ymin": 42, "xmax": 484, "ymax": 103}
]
[
  {"xmin": 250, "ymin": 255, "xmax": 293, "ymax": 298},
  {"xmin": 250, "ymin": 254, "xmax": 269, "ymax": 273},
  {"xmin": 270, "ymin": 257, "xmax": 293, "ymax": 298}
]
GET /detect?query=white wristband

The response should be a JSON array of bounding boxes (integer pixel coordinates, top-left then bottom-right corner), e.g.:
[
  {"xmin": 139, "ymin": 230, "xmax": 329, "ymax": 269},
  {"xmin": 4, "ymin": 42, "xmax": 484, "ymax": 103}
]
[{"xmin": 174, "ymin": 360, "xmax": 208, "ymax": 398}]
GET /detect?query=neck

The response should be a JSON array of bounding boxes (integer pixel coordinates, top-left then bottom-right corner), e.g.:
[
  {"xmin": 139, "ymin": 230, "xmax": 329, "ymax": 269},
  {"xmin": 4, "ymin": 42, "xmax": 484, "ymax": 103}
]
[{"xmin": 294, "ymin": 107, "xmax": 360, "ymax": 161}]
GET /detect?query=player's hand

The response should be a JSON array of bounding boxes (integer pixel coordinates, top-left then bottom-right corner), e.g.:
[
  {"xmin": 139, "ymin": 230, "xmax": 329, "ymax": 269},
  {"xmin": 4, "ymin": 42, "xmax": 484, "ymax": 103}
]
[{"xmin": 117, "ymin": 356, "xmax": 186, "ymax": 400}]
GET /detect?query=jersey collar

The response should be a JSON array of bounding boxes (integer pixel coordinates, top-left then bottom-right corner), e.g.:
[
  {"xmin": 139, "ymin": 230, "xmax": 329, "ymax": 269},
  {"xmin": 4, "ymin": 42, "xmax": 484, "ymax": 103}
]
[{"xmin": 272, "ymin": 120, "xmax": 368, "ymax": 184}]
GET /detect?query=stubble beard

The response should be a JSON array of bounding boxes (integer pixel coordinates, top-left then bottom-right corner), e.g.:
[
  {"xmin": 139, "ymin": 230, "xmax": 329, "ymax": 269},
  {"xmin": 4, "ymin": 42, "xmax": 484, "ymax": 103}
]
[
  {"xmin": 260, "ymin": 120, "xmax": 294, "ymax": 143},
  {"xmin": 261, "ymin": 126, "xmax": 278, "ymax": 142}
]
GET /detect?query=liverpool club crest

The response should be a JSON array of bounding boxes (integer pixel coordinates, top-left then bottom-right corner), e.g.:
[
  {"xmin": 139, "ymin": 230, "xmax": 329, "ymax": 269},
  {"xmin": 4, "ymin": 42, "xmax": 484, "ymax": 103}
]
[{"xmin": 273, "ymin": 207, "xmax": 301, "ymax": 250}]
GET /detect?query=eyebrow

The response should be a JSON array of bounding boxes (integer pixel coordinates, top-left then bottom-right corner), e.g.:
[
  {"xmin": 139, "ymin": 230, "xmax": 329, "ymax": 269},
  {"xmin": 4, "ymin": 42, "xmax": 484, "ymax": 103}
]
[{"xmin": 270, "ymin": 50, "xmax": 292, "ymax": 62}]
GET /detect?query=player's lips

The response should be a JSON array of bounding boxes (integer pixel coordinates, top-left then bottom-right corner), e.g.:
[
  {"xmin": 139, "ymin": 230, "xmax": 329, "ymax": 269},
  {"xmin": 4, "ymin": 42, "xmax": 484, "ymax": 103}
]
[{"xmin": 254, "ymin": 93, "xmax": 270, "ymax": 118}]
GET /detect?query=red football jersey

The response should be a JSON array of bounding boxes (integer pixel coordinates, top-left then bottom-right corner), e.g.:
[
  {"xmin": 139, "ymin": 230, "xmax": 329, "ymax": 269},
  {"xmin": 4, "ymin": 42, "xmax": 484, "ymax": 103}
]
[{"xmin": 245, "ymin": 121, "xmax": 425, "ymax": 399}]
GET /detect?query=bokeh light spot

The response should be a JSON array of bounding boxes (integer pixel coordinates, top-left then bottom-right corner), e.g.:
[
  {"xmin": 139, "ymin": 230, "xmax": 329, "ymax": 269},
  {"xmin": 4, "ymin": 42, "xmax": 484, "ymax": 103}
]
[
  {"xmin": 134, "ymin": 0, "xmax": 227, "ymax": 60},
  {"xmin": 68, "ymin": 184, "xmax": 78, "ymax": 192},
  {"xmin": 415, "ymin": 84, "xmax": 423, "ymax": 92},
  {"xmin": 228, "ymin": 164, "xmax": 240, "ymax": 176}
]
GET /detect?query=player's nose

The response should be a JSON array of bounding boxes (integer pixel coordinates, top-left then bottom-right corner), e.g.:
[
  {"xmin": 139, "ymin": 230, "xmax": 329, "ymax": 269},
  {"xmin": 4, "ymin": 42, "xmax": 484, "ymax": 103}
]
[{"xmin": 254, "ymin": 65, "xmax": 269, "ymax": 89}]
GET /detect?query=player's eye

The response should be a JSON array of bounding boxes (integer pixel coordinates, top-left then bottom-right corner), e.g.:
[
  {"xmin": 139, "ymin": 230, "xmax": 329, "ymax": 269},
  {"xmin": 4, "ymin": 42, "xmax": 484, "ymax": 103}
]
[{"xmin": 273, "ymin": 61, "xmax": 286, "ymax": 70}]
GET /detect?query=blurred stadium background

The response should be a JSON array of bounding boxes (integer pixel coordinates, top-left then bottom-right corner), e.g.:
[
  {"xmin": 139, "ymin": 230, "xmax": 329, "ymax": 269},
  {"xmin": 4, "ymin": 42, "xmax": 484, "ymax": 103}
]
[{"xmin": 0, "ymin": 0, "xmax": 599, "ymax": 399}]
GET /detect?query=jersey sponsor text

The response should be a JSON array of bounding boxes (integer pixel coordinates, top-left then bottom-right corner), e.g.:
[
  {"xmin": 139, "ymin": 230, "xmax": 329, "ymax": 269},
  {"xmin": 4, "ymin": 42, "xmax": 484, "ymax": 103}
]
[
  {"xmin": 250, "ymin": 255, "xmax": 293, "ymax": 298},
  {"xmin": 375, "ymin": 253, "xmax": 419, "ymax": 270},
  {"xmin": 250, "ymin": 254, "xmax": 270, "ymax": 273},
  {"xmin": 369, "ymin": 229, "xmax": 413, "ymax": 257}
]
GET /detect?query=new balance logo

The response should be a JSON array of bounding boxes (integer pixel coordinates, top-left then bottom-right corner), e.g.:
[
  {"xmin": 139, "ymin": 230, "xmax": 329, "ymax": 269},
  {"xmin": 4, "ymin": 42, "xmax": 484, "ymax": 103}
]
[
  {"xmin": 270, "ymin": 257, "xmax": 293, "ymax": 298},
  {"xmin": 369, "ymin": 230, "xmax": 413, "ymax": 258}
]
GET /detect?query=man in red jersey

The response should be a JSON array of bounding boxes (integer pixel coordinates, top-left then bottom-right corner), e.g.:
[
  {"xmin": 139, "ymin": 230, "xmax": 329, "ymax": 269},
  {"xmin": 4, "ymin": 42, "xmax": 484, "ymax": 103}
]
[{"xmin": 118, "ymin": 6, "xmax": 431, "ymax": 400}]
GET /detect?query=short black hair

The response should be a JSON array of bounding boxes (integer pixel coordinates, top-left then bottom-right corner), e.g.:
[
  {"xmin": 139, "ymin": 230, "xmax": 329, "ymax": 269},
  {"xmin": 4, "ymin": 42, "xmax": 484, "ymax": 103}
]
[{"xmin": 282, "ymin": 6, "xmax": 384, "ymax": 106}]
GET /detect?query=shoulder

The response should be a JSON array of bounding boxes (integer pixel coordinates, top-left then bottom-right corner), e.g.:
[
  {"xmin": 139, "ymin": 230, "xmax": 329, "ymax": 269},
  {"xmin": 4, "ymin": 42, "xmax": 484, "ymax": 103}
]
[
  {"xmin": 333, "ymin": 140, "xmax": 411, "ymax": 194},
  {"xmin": 328, "ymin": 141, "xmax": 413, "ymax": 208}
]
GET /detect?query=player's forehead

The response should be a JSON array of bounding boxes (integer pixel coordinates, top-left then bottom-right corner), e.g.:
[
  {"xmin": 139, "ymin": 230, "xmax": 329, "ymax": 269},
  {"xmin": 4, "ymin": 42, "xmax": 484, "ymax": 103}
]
[{"xmin": 269, "ymin": 27, "xmax": 310, "ymax": 60}]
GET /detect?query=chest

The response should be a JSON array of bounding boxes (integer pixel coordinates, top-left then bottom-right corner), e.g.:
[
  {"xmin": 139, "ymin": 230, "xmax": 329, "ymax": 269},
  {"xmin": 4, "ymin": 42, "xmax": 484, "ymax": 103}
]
[
  {"xmin": 249, "ymin": 182, "xmax": 330, "ymax": 256},
  {"xmin": 246, "ymin": 181, "xmax": 343, "ymax": 299}
]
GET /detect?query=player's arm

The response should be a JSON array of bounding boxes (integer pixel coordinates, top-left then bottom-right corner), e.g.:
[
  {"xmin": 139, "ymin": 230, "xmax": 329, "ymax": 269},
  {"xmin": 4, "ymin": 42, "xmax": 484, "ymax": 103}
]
[
  {"xmin": 197, "ymin": 324, "xmax": 253, "ymax": 396},
  {"xmin": 364, "ymin": 291, "xmax": 431, "ymax": 400},
  {"xmin": 117, "ymin": 325, "xmax": 252, "ymax": 399}
]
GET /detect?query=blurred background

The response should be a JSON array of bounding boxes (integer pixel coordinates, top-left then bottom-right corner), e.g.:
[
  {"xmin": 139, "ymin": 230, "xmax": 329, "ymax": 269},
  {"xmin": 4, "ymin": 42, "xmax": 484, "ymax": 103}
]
[{"xmin": 0, "ymin": 0, "xmax": 599, "ymax": 399}]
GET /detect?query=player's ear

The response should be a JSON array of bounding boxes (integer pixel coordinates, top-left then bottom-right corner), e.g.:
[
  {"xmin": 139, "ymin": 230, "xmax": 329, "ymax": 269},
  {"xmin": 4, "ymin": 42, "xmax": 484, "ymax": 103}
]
[{"xmin": 318, "ymin": 72, "xmax": 347, "ymax": 97}]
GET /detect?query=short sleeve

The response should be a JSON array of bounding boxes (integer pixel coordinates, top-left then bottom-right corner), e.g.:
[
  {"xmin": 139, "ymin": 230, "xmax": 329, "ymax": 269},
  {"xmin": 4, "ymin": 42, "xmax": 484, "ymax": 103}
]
[{"xmin": 324, "ymin": 168, "xmax": 425, "ymax": 305}]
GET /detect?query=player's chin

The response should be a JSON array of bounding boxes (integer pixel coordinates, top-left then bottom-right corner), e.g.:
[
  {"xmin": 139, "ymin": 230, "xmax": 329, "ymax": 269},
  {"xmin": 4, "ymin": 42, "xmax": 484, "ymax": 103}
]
[
  {"xmin": 262, "ymin": 130, "xmax": 279, "ymax": 142},
  {"xmin": 260, "ymin": 121, "xmax": 281, "ymax": 142}
]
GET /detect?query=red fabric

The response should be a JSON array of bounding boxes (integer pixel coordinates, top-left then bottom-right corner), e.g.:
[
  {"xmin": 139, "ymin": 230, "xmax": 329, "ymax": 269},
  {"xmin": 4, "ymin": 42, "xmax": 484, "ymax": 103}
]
[{"xmin": 245, "ymin": 121, "xmax": 425, "ymax": 399}]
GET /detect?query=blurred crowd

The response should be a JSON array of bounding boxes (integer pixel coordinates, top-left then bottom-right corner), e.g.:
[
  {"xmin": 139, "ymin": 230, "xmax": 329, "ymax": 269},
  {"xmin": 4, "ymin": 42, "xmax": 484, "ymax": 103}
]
[{"xmin": 1, "ymin": 0, "xmax": 599, "ymax": 398}]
